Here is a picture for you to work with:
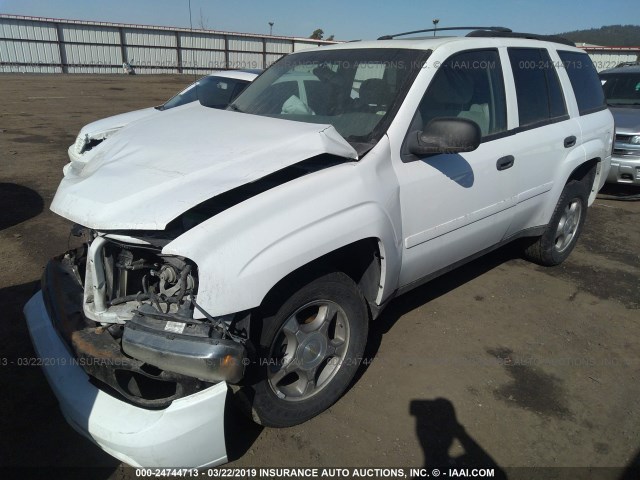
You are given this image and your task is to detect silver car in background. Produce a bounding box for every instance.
[600,64,640,185]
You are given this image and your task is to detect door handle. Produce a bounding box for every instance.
[496,155,515,171]
[564,136,577,148]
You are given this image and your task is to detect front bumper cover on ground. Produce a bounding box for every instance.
[24,254,232,467]
[24,291,229,468]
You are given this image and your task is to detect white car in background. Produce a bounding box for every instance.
[68,69,260,165]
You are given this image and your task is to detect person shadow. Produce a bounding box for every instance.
[410,398,507,480]
[620,448,640,480]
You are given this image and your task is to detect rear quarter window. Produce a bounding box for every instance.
[557,51,606,115]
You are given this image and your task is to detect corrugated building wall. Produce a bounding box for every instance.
[0,14,334,74]
[2,15,639,75]
[582,46,640,71]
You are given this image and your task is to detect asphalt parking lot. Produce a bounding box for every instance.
[0,74,639,479]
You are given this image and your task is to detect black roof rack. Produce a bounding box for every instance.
[377,26,511,40]
[377,26,575,47]
[465,29,575,47]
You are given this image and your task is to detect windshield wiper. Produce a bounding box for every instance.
[227,103,243,113]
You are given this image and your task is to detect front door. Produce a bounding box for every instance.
[392,49,518,287]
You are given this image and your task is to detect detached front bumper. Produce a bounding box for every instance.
[24,286,230,467]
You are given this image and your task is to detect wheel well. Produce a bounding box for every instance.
[259,238,382,319]
[567,158,599,188]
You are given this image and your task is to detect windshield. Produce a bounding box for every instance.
[229,48,429,147]
[600,72,640,106]
[162,75,250,110]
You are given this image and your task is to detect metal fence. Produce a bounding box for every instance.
[0,14,335,74]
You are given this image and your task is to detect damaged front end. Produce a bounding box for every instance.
[45,228,248,409]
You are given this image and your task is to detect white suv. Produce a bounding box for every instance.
[25,28,613,468]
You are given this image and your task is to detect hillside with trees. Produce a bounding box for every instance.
[557,25,640,46]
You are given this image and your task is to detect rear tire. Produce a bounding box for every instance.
[237,272,368,427]
[524,180,588,266]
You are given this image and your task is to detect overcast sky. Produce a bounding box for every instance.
[0,0,638,40]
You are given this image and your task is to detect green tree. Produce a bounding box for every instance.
[326,34,335,41]
[310,29,324,40]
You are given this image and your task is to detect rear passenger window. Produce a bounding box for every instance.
[411,49,507,139]
[508,48,568,127]
[557,51,606,115]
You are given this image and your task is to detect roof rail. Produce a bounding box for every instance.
[377,26,511,40]
[376,27,575,47]
[465,29,575,47]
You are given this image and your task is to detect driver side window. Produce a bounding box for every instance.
[410,49,507,139]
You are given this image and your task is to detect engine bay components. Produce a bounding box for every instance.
[53,231,248,404]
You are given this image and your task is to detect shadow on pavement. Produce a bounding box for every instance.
[224,391,264,462]
[0,183,44,231]
[0,280,119,475]
[410,398,507,479]
[620,448,640,480]
[598,183,640,201]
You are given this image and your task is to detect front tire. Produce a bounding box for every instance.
[524,180,588,266]
[238,272,368,427]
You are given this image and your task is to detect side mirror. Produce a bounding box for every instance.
[407,117,481,156]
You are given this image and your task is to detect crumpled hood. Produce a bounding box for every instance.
[52,104,358,230]
[610,107,640,134]
[79,107,159,138]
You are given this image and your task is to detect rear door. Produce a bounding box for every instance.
[556,50,611,193]
[503,47,583,235]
